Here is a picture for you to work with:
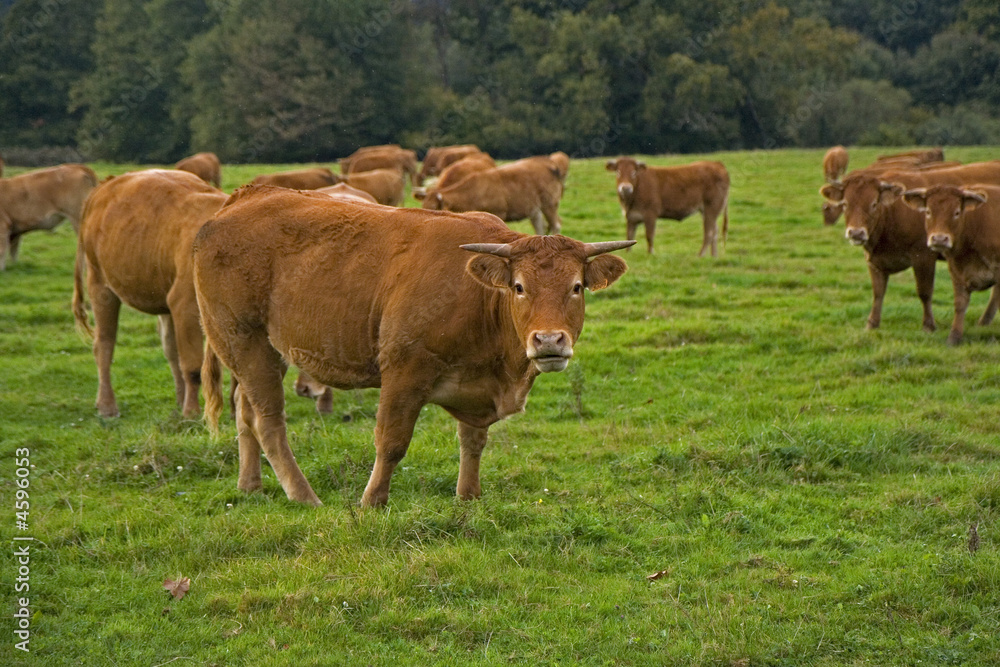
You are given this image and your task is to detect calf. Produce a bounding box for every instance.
[421,157,565,235]
[194,186,633,506]
[175,152,222,188]
[0,163,98,270]
[606,157,729,256]
[902,184,1000,345]
[250,167,338,190]
[73,169,228,417]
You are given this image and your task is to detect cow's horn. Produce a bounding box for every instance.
[584,240,637,257]
[461,243,512,257]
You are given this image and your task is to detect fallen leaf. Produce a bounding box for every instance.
[163,576,191,600]
[646,569,672,581]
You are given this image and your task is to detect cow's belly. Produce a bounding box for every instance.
[956,259,998,293]
[429,371,531,427]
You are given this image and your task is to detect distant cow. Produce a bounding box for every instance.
[412,153,496,199]
[0,163,98,270]
[875,148,944,165]
[72,170,228,417]
[250,167,338,190]
[820,161,1000,331]
[420,157,565,234]
[417,145,483,186]
[341,147,418,185]
[607,157,730,256]
[338,145,402,173]
[823,146,849,183]
[194,186,633,506]
[902,184,1000,344]
[342,168,405,206]
[175,152,222,188]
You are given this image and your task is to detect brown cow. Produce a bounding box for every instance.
[0,163,98,270]
[194,186,633,506]
[72,169,228,417]
[820,161,1000,331]
[420,157,565,234]
[875,148,944,165]
[417,145,482,186]
[823,145,849,183]
[342,147,418,185]
[316,182,378,204]
[412,153,496,199]
[175,152,222,188]
[250,167,338,190]
[338,144,402,173]
[342,168,405,206]
[902,184,1000,345]
[606,157,730,256]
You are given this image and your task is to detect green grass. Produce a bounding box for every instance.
[3,148,1000,665]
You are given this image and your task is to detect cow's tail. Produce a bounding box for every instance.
[71,233,92,339]
[202,340,224,437]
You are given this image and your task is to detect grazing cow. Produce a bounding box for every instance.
[0,163,98,270]
[606,157,730,257]
[412,153,495,199]
[194,186,633,506]
[902,184,1000,345]
[417,145,482,186]
[820,162,1000,331]
[250,167,338,190]
[317,182,378,204]
[338,144,402,173]
[341,147,418,185]
[875,148,944,165]
[823,145,849,183]
[72,170,228,417]
[342,168,405,206]
[420,157,565,234]
[175,152,222,188]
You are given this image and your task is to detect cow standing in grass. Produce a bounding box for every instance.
[0,163,98,270]
[902,184,1000,344]
[73,170,229,417]
[194,185,633,506]
[822,146,849,183]
[606,157,730,257]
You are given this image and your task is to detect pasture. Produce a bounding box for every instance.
[2,148,999,665]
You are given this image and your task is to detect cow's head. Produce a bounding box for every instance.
[822,200,845,226]
[902,185,987,253]
[821,176,902,246]
[420,190,444,210]
[462,236,635,373]
[606,157,645,203]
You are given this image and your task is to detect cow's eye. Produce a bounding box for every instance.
[514,283,525,294]
[572,283,582,295]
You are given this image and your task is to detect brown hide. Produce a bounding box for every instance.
[901,184,1000,344]
[338,144,402,173]
[822,145,849,183]
[421,157,565,234]
[250,167,338,190]
[316,182,378,204]
[175,152,222,188]
[417,145,482,185]
[606,157,730,257]
[73,169,228,418]
[193,186,633,506]
[342,148,418,184]
[0,163,98,270]
[819,162,1000,331]
[343,168,405,206]
[875,148,944,165]
[413,154,496,197]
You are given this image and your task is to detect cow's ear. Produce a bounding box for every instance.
[635,162,647,172]
[605,160,618,171]
[585,254,628,291]
[820,183,844,203]
[878,182,904,206]
[412,188,426,200]
[902,189,928,211]
[465,255,511,290]
[962,189,987,211]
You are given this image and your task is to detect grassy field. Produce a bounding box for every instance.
[2,148,1000,666]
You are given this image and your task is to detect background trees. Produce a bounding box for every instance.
[1,0,998,163]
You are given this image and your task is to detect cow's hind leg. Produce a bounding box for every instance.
[167,286,204,418]
[87,272,122,417]
[699,210,719,258]
[8,234,22,265]
[233,384,263,493]
[361,381,426,507]
[541,202,562,235]
[233,340,321,505]
[0,215,11,270]
[456,422,488,500]
[528,210,546,235]
[978,284,1000,326]
[157,315,186,410]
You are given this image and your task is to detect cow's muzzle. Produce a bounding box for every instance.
[845,227,868,246]
[527,331,573,373]
[928,233,953,252]
[617,184,633,200]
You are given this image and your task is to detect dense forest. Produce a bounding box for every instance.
[1,0,998,163]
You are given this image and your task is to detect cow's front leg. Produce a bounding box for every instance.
[456,422,488,500]
[913,255,937,333]
[8,234,21,265]
[643,215,657,254]
[362,384,425,507]
[0,214,11,270]
[866,262,889,330]
[948,273,971,346]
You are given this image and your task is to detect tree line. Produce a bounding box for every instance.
[1,0,998,164]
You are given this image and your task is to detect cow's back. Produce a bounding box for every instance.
[1,164,98,229]
[645,161,728,218]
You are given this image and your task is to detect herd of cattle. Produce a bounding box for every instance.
[1,141,997,505]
